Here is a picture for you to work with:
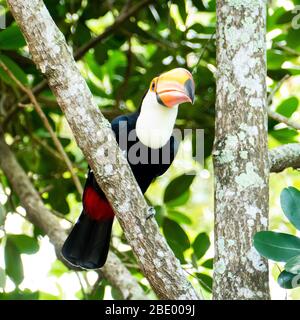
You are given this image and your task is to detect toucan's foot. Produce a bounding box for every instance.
[146,206,156,220]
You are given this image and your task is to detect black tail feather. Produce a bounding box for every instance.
[62,211,113,269]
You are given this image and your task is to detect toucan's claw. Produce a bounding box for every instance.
[146,206,156,220]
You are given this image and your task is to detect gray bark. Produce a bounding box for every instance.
[6,0,200,299]
[0,135,147,300]
[213,0,270,299]
[269,143,300,173]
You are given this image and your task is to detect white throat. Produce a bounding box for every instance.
[136,91,178,149]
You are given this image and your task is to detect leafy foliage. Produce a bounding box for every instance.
[254,186,300,290]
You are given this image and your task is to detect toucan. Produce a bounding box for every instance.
[62,68,195,269]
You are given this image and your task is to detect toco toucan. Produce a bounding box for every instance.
[62,68,195,269]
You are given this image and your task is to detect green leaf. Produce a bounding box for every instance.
[0,267,6,289]
[0,54,28,85]
[48,260,69,277]
[39,292,60,300]
[94,43,109,65]
[165,190,190,207]
[270,128,298,144]
[276,10,295,24]
[191,0,206,11]
[0,289,38,300]
[7,234,39,254]
[207,0,216,11]
[164,173,195,204]
[278,270,300,289]
[276,97,298,118]
[167,209,192,225]
[287,28,300,51]
[267,50,286,70]
[153,205,165,227]
[201,258,213,269]
[285,255,300,274]
[191,253,199,269]
[174,0,187,22]
[73,22,91,47]
[193,232,210,260]
[196,273,212,293]
[163,218,190,263]
[5,238,24,285]
[254,231,300,262]
[0,203,5,227]
[280,187,300,231]
[0,24,26,49]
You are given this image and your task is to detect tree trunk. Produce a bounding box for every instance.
[6,0,201,299]
[213,0,270,300]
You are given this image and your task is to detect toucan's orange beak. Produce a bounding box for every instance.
[155,68,195,108]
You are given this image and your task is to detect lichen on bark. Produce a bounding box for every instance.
[213,0,270,300]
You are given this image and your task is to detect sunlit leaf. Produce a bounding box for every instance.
[276,97,298,118]
[48,260,69,277]
[39,292,60,300]
[268,51,286,70]
[270,128,298,144]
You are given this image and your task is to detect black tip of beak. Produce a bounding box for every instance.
[184,78,195,104]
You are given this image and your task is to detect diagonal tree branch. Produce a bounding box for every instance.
[269,143,300,173]
[0,134,147,300]
[267,109,300,131]
[7,0,201,300]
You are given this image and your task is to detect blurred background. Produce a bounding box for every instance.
[0,0,300,299]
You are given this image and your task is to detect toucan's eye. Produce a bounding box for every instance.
[151,81,155,91]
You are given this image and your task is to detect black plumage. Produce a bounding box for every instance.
[62,109,178,269]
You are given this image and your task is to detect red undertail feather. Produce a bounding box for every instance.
[83,186,114,220]
[61,185,114,269]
